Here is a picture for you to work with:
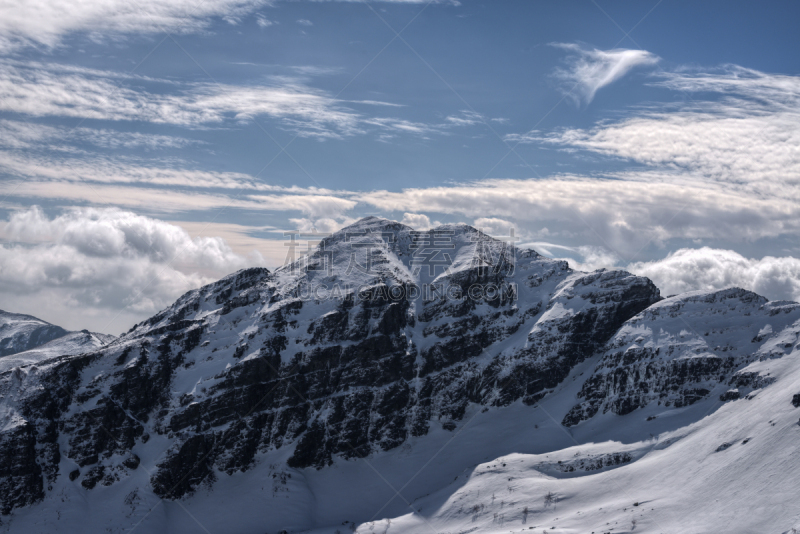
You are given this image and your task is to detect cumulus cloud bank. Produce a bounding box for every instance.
[551,43,659,105]
[628,247,800,303]
[359,176,800,256]
[0,207,264,333]
[524,242,800,303]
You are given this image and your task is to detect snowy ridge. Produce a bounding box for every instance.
[563,287,800,426]
[0,310,69,358]
[0,331,115,374]
[0,310,115,373]
[0,218,798,533]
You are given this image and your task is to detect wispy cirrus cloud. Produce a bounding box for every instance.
[0,60,367,138]
[3,177,357,219]
[474,65,800,256]
[0,0,271,50]
[0,0,457,51]
[551,43,659,105]
[0,119,198,151]
[533,66,800,200]
[0,130,358,219]
[0,61,482,140]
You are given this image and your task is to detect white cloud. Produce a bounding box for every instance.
[296,19,313,26]
[173,220,286,266]
[551,43,659,105]
[400,212,433,229]
[362,117,442,137]
[472,217,516,237]
[0,123,360,221]
[287,216,357,234]
[0,0,271,50]
[256,15,275,27]
[653,65,800,105]
[524,242,620,272]
[0,151,264,190]
[0,60,366,138]
[540,71,800,200]
[0,206,265,333]
[506,66,800,262]
[525,242,800,302]
[4,177,358,220]
[0,119,197,151]
[486,65,800,253]
[0,61,462,140]
[628,247,800,302]
[445,111,484,126]
[0,0,459,50]
[358,175,800,256]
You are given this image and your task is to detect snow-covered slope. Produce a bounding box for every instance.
[0,310,69,358]
[359,343,800,534]
[0,330,116,373]
[0,217,797,533]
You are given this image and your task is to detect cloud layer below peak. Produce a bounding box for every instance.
[628,247,800,303]
[0,206,263,333]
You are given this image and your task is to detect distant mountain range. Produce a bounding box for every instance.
[0,217,798,533]
[0,310,114,372]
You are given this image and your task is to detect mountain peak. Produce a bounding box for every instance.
[336,216,411,235]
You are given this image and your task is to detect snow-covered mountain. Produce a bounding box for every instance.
[0,330,116,374]
[0,310,70,358]
[0,311,115,373]
[0,217,798,533]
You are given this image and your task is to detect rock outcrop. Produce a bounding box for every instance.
[562,288,800,426]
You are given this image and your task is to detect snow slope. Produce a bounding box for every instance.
[0,330,116,373]
[359,345,800,534]
[0,310,69,358]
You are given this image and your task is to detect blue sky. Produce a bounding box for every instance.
[2,0,800,333]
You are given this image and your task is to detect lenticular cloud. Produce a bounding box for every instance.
[552,43,659,104]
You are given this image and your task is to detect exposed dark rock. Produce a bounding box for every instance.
[122,454,140,470]
[563,289,800,426]
[0,422,43,515]
[720,389,740,402]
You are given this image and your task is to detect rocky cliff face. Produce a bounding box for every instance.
[562,288,800,426]
[3,216,792,524]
